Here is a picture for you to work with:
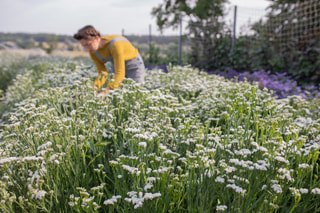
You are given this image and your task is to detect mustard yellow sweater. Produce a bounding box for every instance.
[90,35,139,90]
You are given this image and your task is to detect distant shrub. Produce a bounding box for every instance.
[0,51,27,94]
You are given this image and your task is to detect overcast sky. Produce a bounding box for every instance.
[0,0,271,36]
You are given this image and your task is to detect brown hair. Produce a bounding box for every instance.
[73,25,101,40]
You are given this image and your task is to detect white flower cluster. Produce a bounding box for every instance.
[103,195,121,205]
[216,205,228,211]
[124,191,161,209]
[122,164,141,176]
[311,188,320,195]
[226,183,246,195]
[271,184,283,194]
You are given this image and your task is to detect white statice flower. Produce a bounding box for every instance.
[253,163,268,171]
[138,142,147,149]
[103,195,121,206]
[225,166,237,174]
[37,150,48,156]
[258,146,268,153]
[234,149,252,157]
[2,175,9,181]
[147,177,156,183]
[109,160,118,165]
[159,143,167,150]
[37,141,52,151]
[146,168,152,174]
[127,191,137,197]
[216,205,228,211]
[34,190,47,200]
[80,191,90,197]
[262,185,267,190]
[269,202,279,209]
[226,184,246,195]
[289,187,301,197]
[31,170,40,184]
[230,158,253,169]
[275,156,289,165]
[143,192,161,200]
[76,187,87,192]
[311,188,320,195]
[22,156,44,162]
[277,168,293,182]
[162,149,180,157]
[83,196,95,203]
[134,201,143,209]
[153,167,172,174]
[250,141,259,147]
[233,175,249,184]
[133,132,158,142]
[299,188,309,194]
[271,184,283,194]
[227,179,235,184]
[91,183,106,191]
[122,165,141,176]
[178,157,187,163]
[125,127,141,134]
[78,135,86,141]
[144,183,153,191]
[298,163,312,169]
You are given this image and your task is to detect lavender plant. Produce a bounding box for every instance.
[219,69,320,99]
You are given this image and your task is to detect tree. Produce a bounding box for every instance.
[151,0,229,69]
[43,34,58,54]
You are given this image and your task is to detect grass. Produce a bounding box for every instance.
[0,58,320,212]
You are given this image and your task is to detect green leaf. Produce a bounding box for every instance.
[94,141,112,147]
[87,140,96,153]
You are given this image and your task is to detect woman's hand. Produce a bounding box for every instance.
[97,86,110,98]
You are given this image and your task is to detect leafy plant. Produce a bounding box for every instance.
[1,58,320,212]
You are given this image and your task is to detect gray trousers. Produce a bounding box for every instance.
[110,54,145,83]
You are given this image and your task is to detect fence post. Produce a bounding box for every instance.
[178,16,182,65]
[149,24,152,49]
[232,5,237,49]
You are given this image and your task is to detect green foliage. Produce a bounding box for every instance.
[151,0,227,31]
[43,35,58,54]
[141,41,191,67]
[0,59,320,212]
[0,57,93,121]
[151,0,228,70]
[146,42,162,65]
[0,54,25,93]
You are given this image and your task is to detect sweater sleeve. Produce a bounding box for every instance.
[90,53,109,90]
[107,43,126,90]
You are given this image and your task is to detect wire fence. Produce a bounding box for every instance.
[126,0,319,68]
[242,0,320,49]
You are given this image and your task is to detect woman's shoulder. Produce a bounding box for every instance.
[102,35,125,41]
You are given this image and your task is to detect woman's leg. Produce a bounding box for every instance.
[125,54,145,83]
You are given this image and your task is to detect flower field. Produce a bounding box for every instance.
[1,58,320,212]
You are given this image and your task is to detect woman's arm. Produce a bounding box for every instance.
[107,44,126,89]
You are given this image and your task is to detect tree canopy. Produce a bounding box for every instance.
[151,0,228,32]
